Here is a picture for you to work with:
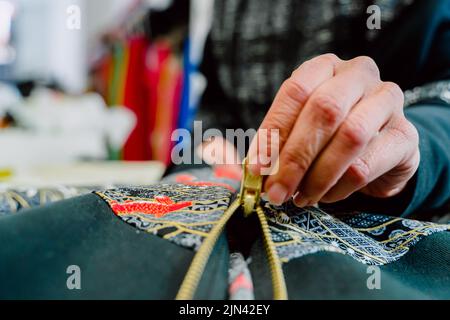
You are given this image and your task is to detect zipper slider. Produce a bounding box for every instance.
[177,158,287,300]
[239,158,263,217]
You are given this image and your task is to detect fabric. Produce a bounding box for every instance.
[0,167,449,299]
[265,202,449,265]
[0,187,93,216]
[148,42,184,165]
[93,34,185,163]
[96,184,234,251]
[95,182,449,267]
[92,167,450,300]
[250,232,450,299]
[122,36,152,160]
[0,193,229,300]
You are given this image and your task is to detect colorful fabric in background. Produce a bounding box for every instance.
[148,42,183,165]
[94,36,186,165]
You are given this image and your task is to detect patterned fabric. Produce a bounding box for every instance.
[0,187,93,216]
[96,184,234,251]
[96,168,450,266]
[264,201,450,265]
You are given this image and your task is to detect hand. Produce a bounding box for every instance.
[249,54,420,207]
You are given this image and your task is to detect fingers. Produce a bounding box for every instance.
[293,82,404,206]
[248,54,341,174]
[265,56,381,205]
[320,116,419,203]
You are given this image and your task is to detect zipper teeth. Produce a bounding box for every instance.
[255,205,288,300]
[176,198,241,300]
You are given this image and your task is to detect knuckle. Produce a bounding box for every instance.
[311,93,344,126]
[353,56,379,77]
[404,121,420,146]
[411,149,421,170]
[405,121,419,142]
[382,82,404,107]
[340,118,371,148]
[315,53,340,66]
[390,118,419,145]
[347,159,371,186]
[265,107,291,129]
[281,78,310,105]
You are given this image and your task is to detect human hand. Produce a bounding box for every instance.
[249,54,420,207]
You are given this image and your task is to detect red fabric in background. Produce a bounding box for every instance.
[148,42,183,165]
[122,36,151,160]
[145,42,171,163]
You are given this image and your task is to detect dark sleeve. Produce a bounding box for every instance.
[401,103,450,216]
[376,0,450,217]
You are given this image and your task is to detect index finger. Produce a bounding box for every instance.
[248,54,341,174]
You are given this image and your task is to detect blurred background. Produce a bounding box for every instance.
[0,0,210,194]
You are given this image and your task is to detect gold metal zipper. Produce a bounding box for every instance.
[176,159,288,300]
[176,198,241,300]
[255,204,288,300]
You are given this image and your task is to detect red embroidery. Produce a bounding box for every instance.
[110,195,192,218]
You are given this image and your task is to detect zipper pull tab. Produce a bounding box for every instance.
[239,158,263,217]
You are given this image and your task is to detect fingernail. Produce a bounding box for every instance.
[293,194,308,208]
[267,183,289,206]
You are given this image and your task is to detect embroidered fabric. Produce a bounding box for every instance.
[0,187,93,216]
[96,184,234,251]
[95,168,450,266]
[265,202,449,265]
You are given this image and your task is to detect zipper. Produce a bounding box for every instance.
[176,160,288,300]
[176,197,241,300]
[255,204,288,300]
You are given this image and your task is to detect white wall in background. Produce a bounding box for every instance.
[13,0,86,93]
